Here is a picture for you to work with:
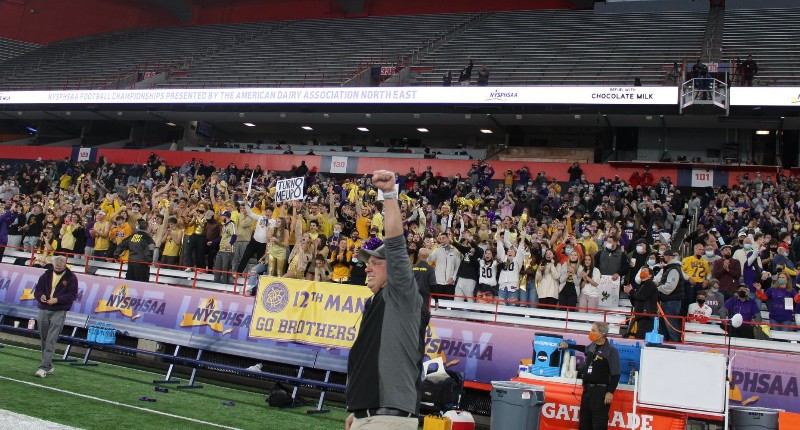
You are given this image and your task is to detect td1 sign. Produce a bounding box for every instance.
[692,169,714,187]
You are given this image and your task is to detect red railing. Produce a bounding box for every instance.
[3,242,796,346]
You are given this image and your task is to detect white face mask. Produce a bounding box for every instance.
[647,259,656,266]
[705,251,714,257]
[636,245,645,253]
[605,242,614,250]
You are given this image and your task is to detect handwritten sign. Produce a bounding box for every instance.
[275,177,305,203]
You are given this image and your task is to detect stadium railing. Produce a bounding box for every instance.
[3,243,796,347]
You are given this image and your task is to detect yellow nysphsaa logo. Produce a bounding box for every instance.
[94,284,166,320]
[180,297,251,335]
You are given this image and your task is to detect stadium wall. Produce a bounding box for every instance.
[0,145,782,187]
[0,0,176,45]
[0,0,578,44]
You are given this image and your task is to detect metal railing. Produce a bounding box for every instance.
[680,77,729,113]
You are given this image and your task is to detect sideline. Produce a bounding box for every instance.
[0,408,82,430]
[0,375,242,430]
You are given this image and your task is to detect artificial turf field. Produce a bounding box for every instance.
[0,342,351,430]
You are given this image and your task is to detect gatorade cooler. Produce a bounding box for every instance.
[531,333,564,377]
[423,415,451,430]
[443,410,475,430]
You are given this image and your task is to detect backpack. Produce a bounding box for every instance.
[267,382,295,408]
[422,370,464,407]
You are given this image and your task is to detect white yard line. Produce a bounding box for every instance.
[0,408,83,430]
[0,376,242,430]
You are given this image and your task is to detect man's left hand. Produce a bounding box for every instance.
[46,298,58,305]
[604,392,613,405]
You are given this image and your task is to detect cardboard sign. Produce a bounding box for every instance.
[275,177,305,202]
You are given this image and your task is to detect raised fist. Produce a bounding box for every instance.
[371,170,396,193]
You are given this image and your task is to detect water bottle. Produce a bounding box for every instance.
[88,325,97,342]
[99,323,108,344]
[109,323,116,345]
[628,363,637,386]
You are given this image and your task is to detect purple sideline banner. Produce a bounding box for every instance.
[0,264,345,356]
[425,318,800,413]
[2,264,799,412]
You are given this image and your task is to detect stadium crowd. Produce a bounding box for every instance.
[1,154,800,339]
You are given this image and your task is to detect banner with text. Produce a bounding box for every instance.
[691,169,714,187]
[274,177,305,203]
[0,86,678,106]
[249,277,373,348]
[2,264,800,412]
[0,264,341,356]
[513,375,687,430]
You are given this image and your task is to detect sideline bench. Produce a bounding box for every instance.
[0,303,346,412]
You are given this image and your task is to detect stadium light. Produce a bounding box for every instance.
[417,128,429,133]
[243,123,256,127]
[301,126,313,131]
[756,130,770,135]
[357,127,369,132]
[166,122,176,126]
[480,129,493,134]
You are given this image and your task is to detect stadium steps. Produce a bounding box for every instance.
[702,3,726,63]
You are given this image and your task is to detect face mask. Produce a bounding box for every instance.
[588,332,600,343]
[778,278,787,286]
[738,291,748,299]
[658,250,665,255]
[743,244,753,251]
[636,245,645,253]
[53,268,65,275]
[710,287,719,293]
[352,257,359,263]
[605,242,614,250]
[565,247,573,255]
[697,299,706,306]
[627,222,634,228]
[647,259,656,266]
[705,251,714,257]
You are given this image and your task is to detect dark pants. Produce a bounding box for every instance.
[126,262,150,282]
[580,384,610,430]
[206,242,219,270]
[235,239,266,274]
[161,255,179,266]
[187,234,207,269]
[539,297,558,307]
[728,324,755,339]
[431,284,447,305]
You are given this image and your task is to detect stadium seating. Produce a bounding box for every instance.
[0,37,40,64]
[0,24,272,90]
[722,7,800,85]
[410,10,708,86]
[159,13,475,89]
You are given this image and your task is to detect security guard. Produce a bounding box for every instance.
[114,219,155,282]
[559,322,621,430]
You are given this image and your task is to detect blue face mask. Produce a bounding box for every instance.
[778,278,788,286]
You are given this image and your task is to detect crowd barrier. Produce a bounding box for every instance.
[3,243,799,348]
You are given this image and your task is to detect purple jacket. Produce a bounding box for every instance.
[0,210,17,244]
[32,268,79,312]
[724,296,761,323]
